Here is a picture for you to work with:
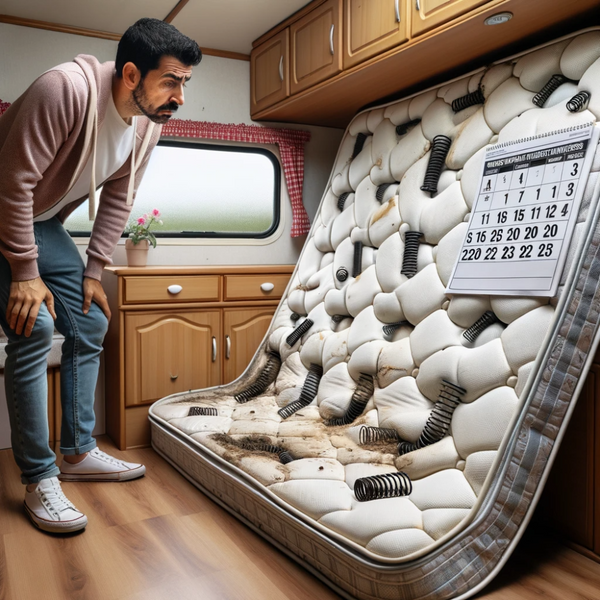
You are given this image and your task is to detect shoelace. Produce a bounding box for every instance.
[90,448,124,467]
[39,481,76,517]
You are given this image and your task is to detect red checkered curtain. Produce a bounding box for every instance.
[162,120,312,237]
[0,102,313,237]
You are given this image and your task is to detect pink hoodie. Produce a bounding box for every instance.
[0,54,161,281]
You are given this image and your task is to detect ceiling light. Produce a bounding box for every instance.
[484,12,513,26]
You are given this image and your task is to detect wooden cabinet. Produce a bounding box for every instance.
[102,266,293,449]
[410,0,490,36]
[223,307,277,384]
[124,310,221,406]
[250,0,599,127]
[344,0,408,69]
[290,0,342,94]
[251,29,290,114]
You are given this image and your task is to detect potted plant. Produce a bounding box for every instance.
[124,209,162,267]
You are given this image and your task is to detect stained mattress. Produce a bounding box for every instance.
[150,29,600,600]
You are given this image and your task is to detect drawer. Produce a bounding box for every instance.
[224,274,291,301]
[123,276,220,304]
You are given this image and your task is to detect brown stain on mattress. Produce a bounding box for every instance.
[361,440,399,454]
[372,196,397,225]
[210,433,287,462]
[378,365,408,379]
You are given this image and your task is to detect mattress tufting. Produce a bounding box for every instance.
[150,29,600,600]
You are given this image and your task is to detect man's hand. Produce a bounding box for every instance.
[7,277,56,337]
[82,277,111,322]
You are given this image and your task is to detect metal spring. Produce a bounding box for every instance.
[451,88,485,113]
[278,363,323,419]
[376,182,396,203]
[398,380,466,455]
[567,91,591,113]
[353,242,363,277]
[463,311,499,343]
[396,119,421,136]
[278,451,294,464]
[532,74,567,108]
[326,374,374,426]
[336,267,349,282]
[401,231,422,278]
[290,312,300,322]
[382,321,408,336]
[421,135,452,195]
[359,426,399,445]
[187,406,218,417]
[285,319,314,347]
[239,441,294,465]
[337,191,350,211]
[354,472,413,502]
[234,351,282,403]
[352,132,368,159]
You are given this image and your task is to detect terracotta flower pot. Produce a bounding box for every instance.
[125,239,149,267]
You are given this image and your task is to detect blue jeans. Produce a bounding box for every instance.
[0,218,107,484]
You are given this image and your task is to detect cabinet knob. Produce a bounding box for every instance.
[168,284,183,294]
[170,374,178,381]
[260,282,275,292]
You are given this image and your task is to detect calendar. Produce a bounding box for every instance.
[446,122,600,296]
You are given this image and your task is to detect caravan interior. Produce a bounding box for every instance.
[2,1,600,599]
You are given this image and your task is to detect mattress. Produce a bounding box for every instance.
[150,28,600,600]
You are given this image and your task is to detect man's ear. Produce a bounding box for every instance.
[121,62,141,91]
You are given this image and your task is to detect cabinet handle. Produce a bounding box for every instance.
[167,284,182,294]
[260,282,275,292]
[416,0,421,11]
[278,55,284,81]
[226,335,231,359]
[329,24,335,55]
[212,337,217,362]
[395,0,401,22]
[170,374,178,381]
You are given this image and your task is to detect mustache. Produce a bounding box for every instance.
[157,101,180,112]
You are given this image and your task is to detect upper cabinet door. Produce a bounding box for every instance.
[411,0,491,36]
[290,0,342,95]
[251,29,289,114]
[344,0,408,69]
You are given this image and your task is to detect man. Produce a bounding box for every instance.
[0,18,201,533]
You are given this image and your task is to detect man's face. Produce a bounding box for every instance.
[131,56,193,124]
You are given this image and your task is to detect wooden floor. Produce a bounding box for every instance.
[0,437,599,600]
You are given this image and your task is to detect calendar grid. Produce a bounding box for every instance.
[446,123,599,296]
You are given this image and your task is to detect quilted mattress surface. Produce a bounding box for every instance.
[150,29,600,600]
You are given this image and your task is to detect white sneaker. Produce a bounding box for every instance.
[58,448,146,482]
[24,477,88,533]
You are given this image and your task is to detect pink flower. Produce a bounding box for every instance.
[152,208,161,217]
[137,217,146,225]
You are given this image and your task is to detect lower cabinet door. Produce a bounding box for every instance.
[125,310,221,406]
[223,307,276,384]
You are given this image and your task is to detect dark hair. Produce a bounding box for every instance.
[116,18,202,79]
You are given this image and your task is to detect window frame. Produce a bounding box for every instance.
[66,140,282,240]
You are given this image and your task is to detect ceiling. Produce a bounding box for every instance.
[0,0,310,55]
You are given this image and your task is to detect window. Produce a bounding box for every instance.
[65,141,281,238]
